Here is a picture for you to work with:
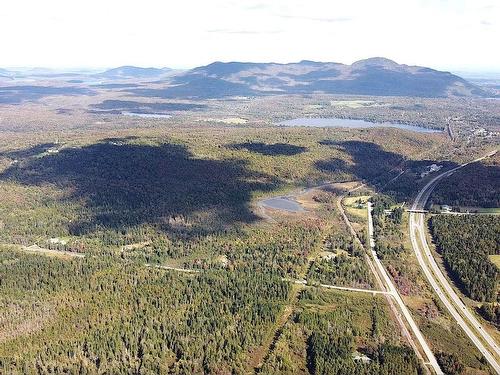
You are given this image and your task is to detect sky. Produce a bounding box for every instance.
[1,0,499,72]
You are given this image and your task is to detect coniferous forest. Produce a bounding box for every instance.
[0,108,497,374]
[430,215,499,302]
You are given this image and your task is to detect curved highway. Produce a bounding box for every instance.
[409,151,500,374]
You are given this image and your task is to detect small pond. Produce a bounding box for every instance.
[260,197,304,212]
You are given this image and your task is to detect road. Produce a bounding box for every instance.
[291,278,392,295]
[8,244,200,274]
[20,244,85,258]
[409,151,500,374]
[367,202,443,375]
[144,263,200,273]
[335,185,437,372]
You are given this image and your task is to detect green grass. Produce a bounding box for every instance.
[343,195,369,221]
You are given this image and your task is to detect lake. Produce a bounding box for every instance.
[260,197,304,212]
[278,117,441,133]
[122,112,172,119]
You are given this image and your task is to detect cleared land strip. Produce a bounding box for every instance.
[17,244,84,258]
[144,263,200,273]
[409,152,500,374]
[337,186,433,374]
[2,244,200,273]
[367,202,443,375]
[290,278,392,295]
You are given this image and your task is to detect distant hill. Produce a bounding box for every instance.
[0,59,491,98]
[96,66,171,80]
[155,58,487,98]
[0,67,102,80]
[0,68,13,79]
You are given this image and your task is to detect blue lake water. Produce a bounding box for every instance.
[261,197,304,212]
[278,118,442,133]
[122,112,172,119]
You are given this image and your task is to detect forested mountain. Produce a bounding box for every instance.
[141,57,487,99]
[95,66,172,80]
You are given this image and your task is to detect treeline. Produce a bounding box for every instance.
[435,352,465,375]
[479,303,500,326]
[430,215,499,302]
[0,249,290,374]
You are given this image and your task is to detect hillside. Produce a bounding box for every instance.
[0,68,13,79]
[155,57,487,98]
[95,65,171,79]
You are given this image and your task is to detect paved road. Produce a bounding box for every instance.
[336,186,434,372]
[368,202,443,375]
[409,151,500,374]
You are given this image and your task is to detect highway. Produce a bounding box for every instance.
[367,202,443,375]
[409,151,500,374]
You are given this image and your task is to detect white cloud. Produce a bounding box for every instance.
[0,0,498,71]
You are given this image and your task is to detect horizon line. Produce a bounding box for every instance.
[2,59,500,75]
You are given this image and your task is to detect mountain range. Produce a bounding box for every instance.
[162,57,487,98]
[0,58,491,98]
[94,66,172,79]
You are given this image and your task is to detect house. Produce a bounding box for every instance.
[420,164,442,178]
[441,205,452,213]
[352,352,372,364]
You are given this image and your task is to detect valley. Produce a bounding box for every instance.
[0,58,498,375]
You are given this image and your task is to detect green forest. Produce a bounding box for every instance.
[430,156,500,208]
[430,215,499,302]
[0,249,291,374]
[307,233,374,289]
[0,126,495,374]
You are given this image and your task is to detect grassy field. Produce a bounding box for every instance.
[343,195,370,221]
[489,255,500,269]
